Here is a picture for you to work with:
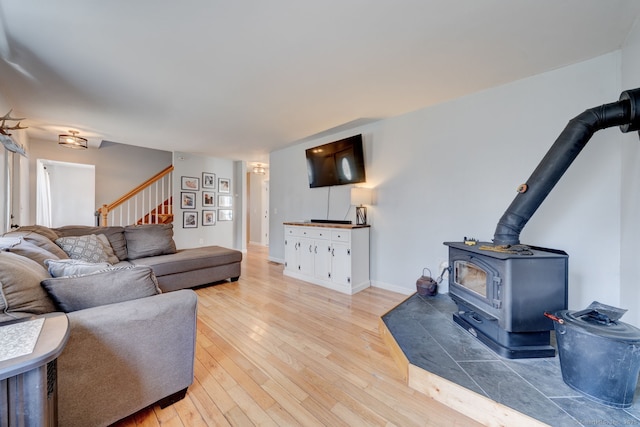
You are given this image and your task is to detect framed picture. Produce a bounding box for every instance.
[202,210,216,226]
[181,176,200,191]
[181,192,196,209]
[183,211,198,228]
[218,209,233,221]
[218,177,231,193]
[202,172,216,189]
[202,191,216,207]
[218,195,232,208]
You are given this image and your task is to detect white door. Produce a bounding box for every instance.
[37,159,95,227]
[261,180,269,246]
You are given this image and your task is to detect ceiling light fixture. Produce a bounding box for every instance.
[253,164,266,175]
[58,130,88,149]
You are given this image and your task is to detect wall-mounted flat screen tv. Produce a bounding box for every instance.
[305,134,366,188]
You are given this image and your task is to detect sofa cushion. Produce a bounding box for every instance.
[41,266,161,312]
[6,240,64,268]
[55,234,114,263]
[54,226,128,261]
[131,246,242,277]
[5,229,69,259]
[11,225,59,242]
[124,224,177,260]
[0,252,56,323]
[45,259,112,278]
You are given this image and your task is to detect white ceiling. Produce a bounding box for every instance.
[1,1,639,164]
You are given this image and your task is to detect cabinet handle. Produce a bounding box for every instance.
[331,248,335,256]
[347,249,351,256]
[309,245,313,253]
[314,246,317,254]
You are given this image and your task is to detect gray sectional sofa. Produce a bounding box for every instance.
[0,223,242,426]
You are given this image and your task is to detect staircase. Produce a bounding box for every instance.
[98,165,174,227]
[137,197,173,225]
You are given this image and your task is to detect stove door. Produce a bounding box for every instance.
[449,254,502,320]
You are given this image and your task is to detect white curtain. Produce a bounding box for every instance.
[36,161,52,227]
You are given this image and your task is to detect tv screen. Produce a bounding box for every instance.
[305,134,366,188]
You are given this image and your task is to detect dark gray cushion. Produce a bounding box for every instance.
[124,224,177,260]
[41,266,161,312]
[55,234,113,263]
[45,259,112,278]
[0,252,56,323]
[54,226,128,261]
[7,240,64,268]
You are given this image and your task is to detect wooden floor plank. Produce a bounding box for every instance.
[112,244,482,427]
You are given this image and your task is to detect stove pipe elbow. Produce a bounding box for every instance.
[492,88,640,246]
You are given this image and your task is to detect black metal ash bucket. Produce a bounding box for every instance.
[548,302,640,408]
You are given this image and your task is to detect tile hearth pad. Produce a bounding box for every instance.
[381,294,640,427]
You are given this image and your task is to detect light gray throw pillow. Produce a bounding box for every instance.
[45,259,112,278]
[41,266,161,312]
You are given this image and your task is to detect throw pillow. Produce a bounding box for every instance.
[54,226,128,261]
[45,259,112,278]
[11,225,59,242]
[124,224,177,260]
[0,252,56,323]
[0,236,21,250]
[97,234,120,264]
[5,230,70,259]
[41,266,161,312]
[7,240,63,268]
[55,234,112,263]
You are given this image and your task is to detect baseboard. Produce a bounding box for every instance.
[370,280,414,295]
[268,256,284,264]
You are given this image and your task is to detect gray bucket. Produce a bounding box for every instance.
[550,302,640,408]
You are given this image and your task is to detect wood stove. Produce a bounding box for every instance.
[445,241,568,358]
[444,87,640,359]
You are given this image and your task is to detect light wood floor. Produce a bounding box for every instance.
[113,245,481,426]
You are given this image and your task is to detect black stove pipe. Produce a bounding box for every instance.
[493,88,640,246]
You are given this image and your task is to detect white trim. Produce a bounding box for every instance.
[370,280,414,295]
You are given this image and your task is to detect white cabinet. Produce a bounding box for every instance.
[283,223,370,294]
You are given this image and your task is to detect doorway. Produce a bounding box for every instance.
[36,159,96,227]
[261,180,269,246]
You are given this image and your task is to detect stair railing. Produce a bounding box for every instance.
[97,165,174,227]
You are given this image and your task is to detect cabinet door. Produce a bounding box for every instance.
[314,241,331,281]
[298,237,315,276]
[284,236,298,272]
[330,242,351,286]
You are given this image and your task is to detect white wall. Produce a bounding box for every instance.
[172,151,239,250]
[270,52,631,322]
[620,18,640,328]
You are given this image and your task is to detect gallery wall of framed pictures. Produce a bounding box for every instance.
[180,172,233,228]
